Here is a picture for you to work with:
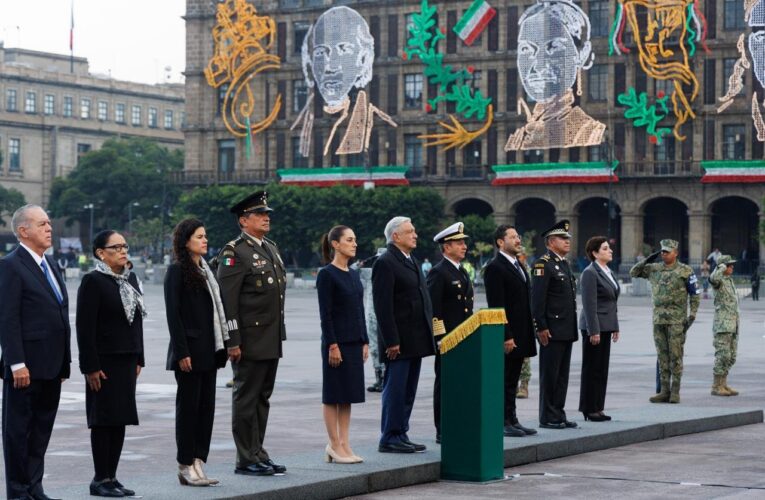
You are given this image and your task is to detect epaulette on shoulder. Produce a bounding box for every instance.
[263,237,278,247]
[539,254,551,262]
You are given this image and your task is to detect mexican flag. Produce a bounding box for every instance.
[454,0,496,46]
[277,166,409,187]
[701,160,765,183]
[491,162,618,185]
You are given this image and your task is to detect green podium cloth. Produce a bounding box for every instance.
[439,308,506,482]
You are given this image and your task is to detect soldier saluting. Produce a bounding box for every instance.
[709,255,740,397]
[217,191,288,476]
[630,239,700,404]
[531,220,578,429]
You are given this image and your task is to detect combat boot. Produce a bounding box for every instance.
[722,375,739,396]
[669,380,681,403]
[711,375,730,396]
[649,379,670,403]
[367,369,383,393]
[516,380,529,399]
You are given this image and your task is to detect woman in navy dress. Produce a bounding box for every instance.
[317,225,369,464]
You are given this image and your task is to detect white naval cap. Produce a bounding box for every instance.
[433,222,469,243]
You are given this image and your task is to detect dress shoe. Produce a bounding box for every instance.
[378,441,416,453]
[435,434,441,444]
[503,424,526,437]
[564,420,578,428]
[583,413,608,422]
[193,458,219,485]
[263,458,286,473]
[235,462,275,476]
[400,438,426,452]
[325,444,357,464]
[90,480,125,497]
[512,422,538,435]
[179,464,211,485]
[539,421,566,429]
[111,480,135,496]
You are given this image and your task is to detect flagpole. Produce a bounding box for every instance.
[69,0,74,73]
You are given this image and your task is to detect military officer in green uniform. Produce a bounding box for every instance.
[709,255,740,397]
[531,220,578,429]
[630,239,700,404]
[217,191,288,476]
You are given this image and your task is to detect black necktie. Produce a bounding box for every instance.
[513,260,526,281]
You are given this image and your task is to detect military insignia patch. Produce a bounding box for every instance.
[222,257,236,266]
[534,268,544,276]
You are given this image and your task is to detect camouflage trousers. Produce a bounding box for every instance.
[520,357,531,383]
[654,323,686,386]
[713,330,738,376]
[367,324,385,373]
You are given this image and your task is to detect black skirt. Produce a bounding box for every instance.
[321,341,366,405]
[86,353,140,428]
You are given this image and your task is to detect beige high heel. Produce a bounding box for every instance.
[178,463,210,486]
[193,458,219,485]
[325,444,356,464]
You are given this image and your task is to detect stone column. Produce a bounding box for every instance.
[687,211,711,268]
[759,212,765,270]
[620,213,643,270]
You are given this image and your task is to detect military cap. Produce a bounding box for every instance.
[433,222,469,244]
[230,190,273,216]
[718,255,737,266]
[660,239,678,252]
[542,219,572,239]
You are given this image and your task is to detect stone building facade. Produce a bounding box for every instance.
[0,45,185,213]
[183,0,765,270]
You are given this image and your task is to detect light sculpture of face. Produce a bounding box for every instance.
[750,31,765,89]
[517,1,591,103]
[310,6,374,107]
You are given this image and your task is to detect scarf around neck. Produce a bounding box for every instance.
[95,260,147,325]
[200,258,229,351]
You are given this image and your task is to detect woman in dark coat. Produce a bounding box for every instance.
[76,230,145,497]
[165,218,228,486]
[317,225,369,464]
[578,236,620,422]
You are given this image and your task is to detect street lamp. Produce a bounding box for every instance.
[83,203,94,246]
[128,202,140,235]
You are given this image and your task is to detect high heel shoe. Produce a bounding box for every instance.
[193,458,219,485]
[325,444,357,464]
[178,463,210,486]
[598,412,612,421]
[583,412,608,422]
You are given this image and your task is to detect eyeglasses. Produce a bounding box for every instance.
[103,244,129,252]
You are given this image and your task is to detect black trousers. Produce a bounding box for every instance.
[579,332,612,414]
[91,426,126,481]
[2,377,61,499]
[538,341,573,424]
[753,286,759,301]
[232,359,279,467]
[433,349,441,436]
[175,370,217,465]
[505,356,524,425]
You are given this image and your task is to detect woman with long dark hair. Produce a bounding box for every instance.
[578,236,620,422]
[165,218,229,486]
[316,225,369,464]
[76,230,145,497]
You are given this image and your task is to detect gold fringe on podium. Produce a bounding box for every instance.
[439,308,507,355]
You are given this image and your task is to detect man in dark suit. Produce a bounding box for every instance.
[217,191,288,476]
[531,220,578,429]
[373,216,436,453]
[0,205,71,500]
[484,225,538,437]
[426,222,473,444]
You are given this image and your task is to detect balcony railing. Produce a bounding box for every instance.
[616,161,703,178]
[169,169,277,186]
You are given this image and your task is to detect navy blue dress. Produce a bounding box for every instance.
[317,264,369,404]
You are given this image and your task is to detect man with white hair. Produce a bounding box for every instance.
[372,217,435,453]
[0,205,71,500]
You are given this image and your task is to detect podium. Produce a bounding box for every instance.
[439,308,507,482]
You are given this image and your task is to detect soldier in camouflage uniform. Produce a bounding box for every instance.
[359,249,386,392]
[709,255,740,396]
[630,239,700,404]
[517,246,531,399]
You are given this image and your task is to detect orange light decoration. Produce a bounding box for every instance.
[204,0,282,138]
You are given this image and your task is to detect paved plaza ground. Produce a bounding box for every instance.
[1,281,764,499]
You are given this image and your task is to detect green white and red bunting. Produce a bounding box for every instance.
[701,161,765,183]
[492,162,618,185]
[277,166,409,187]
[453,0,496,47]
